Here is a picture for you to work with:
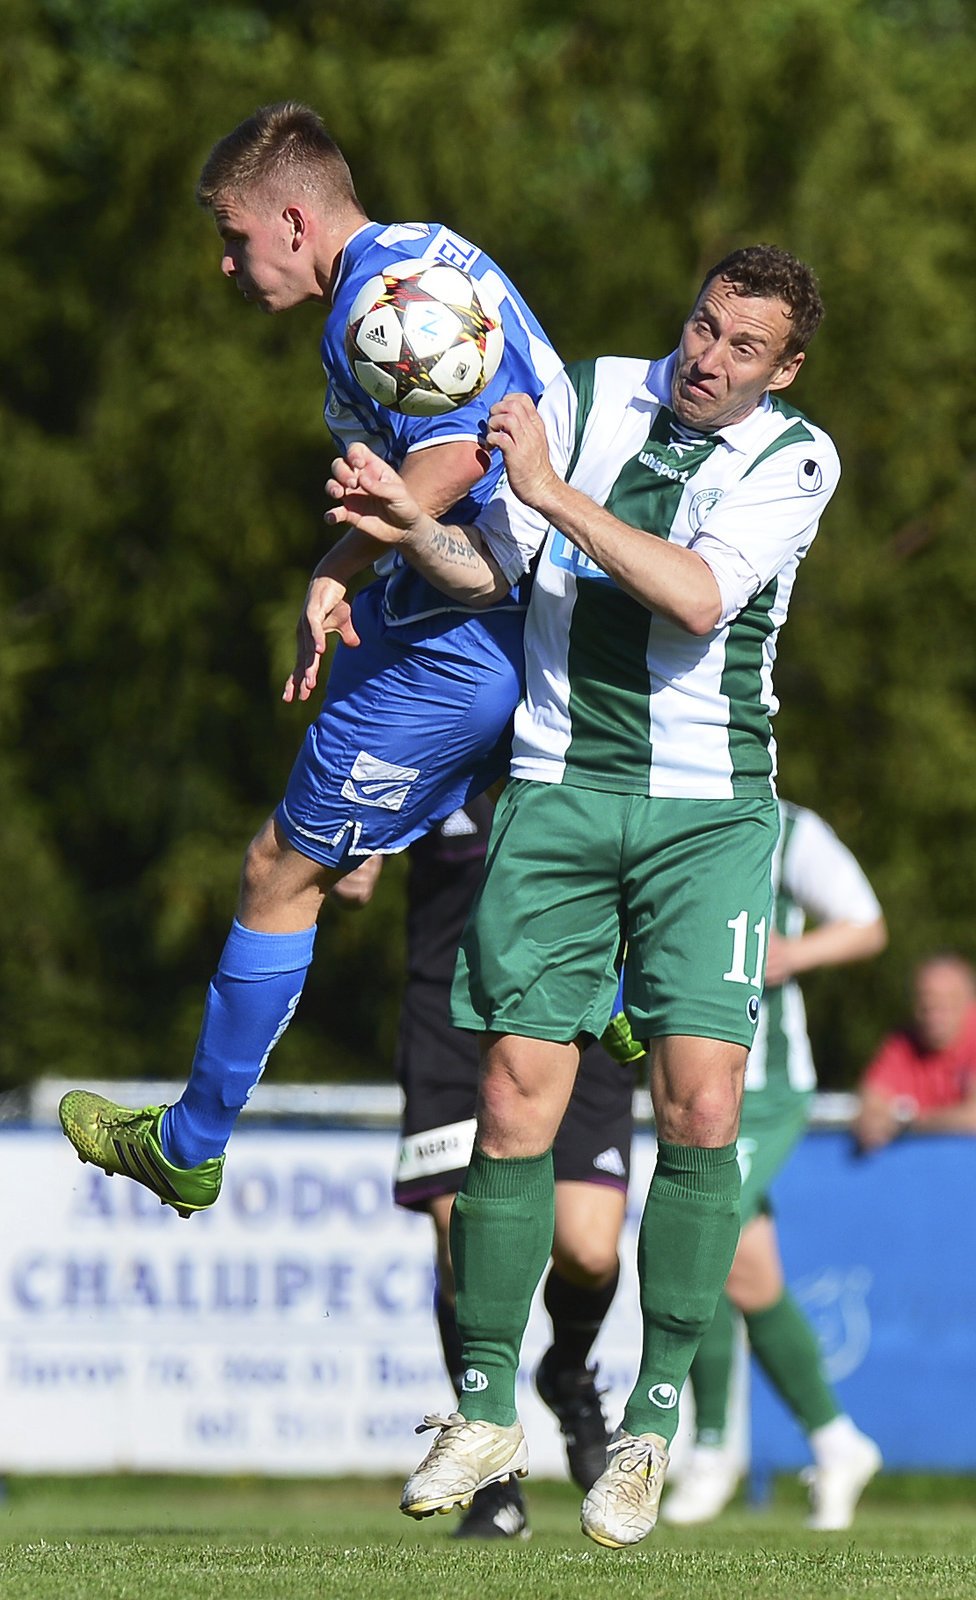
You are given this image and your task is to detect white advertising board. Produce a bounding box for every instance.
[0,1127,722,1477]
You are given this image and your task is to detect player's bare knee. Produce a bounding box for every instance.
[240,823,282,901]
[477,1080,541,1155]
[477,1036,577,1156]
[655,1084,740,1147]
[477,1070,557,1157]
[551,1240,618,1288]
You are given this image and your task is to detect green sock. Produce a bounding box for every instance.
[622,1140,740,1445]
[745,1290,840,1434]
[689,1292,737,1445]
[451,1146,555,1426]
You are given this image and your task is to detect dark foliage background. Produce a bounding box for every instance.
[3,0,975,1089]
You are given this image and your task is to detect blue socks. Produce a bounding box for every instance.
[161,919,316,1168]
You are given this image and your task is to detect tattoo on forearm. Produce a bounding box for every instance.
[422,524,480,568]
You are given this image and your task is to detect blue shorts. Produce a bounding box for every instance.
[276,580,525,866]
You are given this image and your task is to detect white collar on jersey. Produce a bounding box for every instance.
[330,220,377,299]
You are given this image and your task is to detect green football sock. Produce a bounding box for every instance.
[745,1290,840,1434]
[689,1292,737,1445]
[451,1145,555,1426]
[622,1140,741,1445]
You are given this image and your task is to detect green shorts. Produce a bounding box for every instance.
[736,1090,812,1225]
[451,780,779,1048]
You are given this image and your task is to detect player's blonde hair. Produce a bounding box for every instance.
[196,101,363,213]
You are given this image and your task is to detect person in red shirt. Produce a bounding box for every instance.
[854,952,976,1150]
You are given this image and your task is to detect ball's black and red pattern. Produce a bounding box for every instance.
[345,259,505,417]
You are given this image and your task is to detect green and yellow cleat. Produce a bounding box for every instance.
[58,1091,223,1218]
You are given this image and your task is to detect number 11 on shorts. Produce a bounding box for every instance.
[723,910,767,988]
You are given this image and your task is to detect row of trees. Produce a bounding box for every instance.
[2,0,975,1090]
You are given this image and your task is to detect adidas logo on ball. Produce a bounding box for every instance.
[345,259,504,418]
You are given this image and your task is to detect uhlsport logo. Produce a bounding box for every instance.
[648,1382,678,1409]
[638,449,688,484]
[461,1367,489,1393]
[747,995,761,1024]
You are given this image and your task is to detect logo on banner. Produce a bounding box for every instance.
[796,1267,873,1381]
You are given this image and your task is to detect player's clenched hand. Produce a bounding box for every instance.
[325,443,422,544]
[485,393,559,509]
[282,574,361,705]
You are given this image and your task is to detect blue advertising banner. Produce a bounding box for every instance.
[751,1132,976,1480]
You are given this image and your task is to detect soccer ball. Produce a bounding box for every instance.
[345,259,504,417]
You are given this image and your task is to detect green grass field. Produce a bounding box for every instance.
[2,1474,975,1600]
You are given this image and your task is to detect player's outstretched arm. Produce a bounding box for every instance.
[287,437,494,701]
[326,444,510,605]
[487,393,722,634]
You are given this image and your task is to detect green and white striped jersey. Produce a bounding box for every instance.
[744,800,884,1107]
[481,354,840,797]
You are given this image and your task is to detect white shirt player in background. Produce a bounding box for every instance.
[662,800,888,1531]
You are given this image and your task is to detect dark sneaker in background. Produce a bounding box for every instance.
[534,1348,610,1491]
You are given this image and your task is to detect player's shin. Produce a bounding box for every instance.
[162,919,316,1168]
[623,1140,741,1443]
[745,1291,839,1433]
[687,1290,737,1443]
[450,1146,555,1426]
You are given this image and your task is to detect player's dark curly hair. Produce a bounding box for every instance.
[698,245,824,358]
[196,100,361,211]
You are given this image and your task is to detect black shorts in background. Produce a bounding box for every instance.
[390,793,635,1210]
[394,991,634,1209]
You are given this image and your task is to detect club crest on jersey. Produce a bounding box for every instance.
[689,486,724,531]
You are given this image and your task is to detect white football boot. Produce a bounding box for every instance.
[803,1423,882,1530]
[660,1443,741,1525]
[580,1428,670,1548]
[400,1412,528,1519]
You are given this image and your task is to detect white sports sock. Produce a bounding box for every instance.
[809,1413,863,1465]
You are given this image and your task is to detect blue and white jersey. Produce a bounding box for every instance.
[321,221,562,627]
